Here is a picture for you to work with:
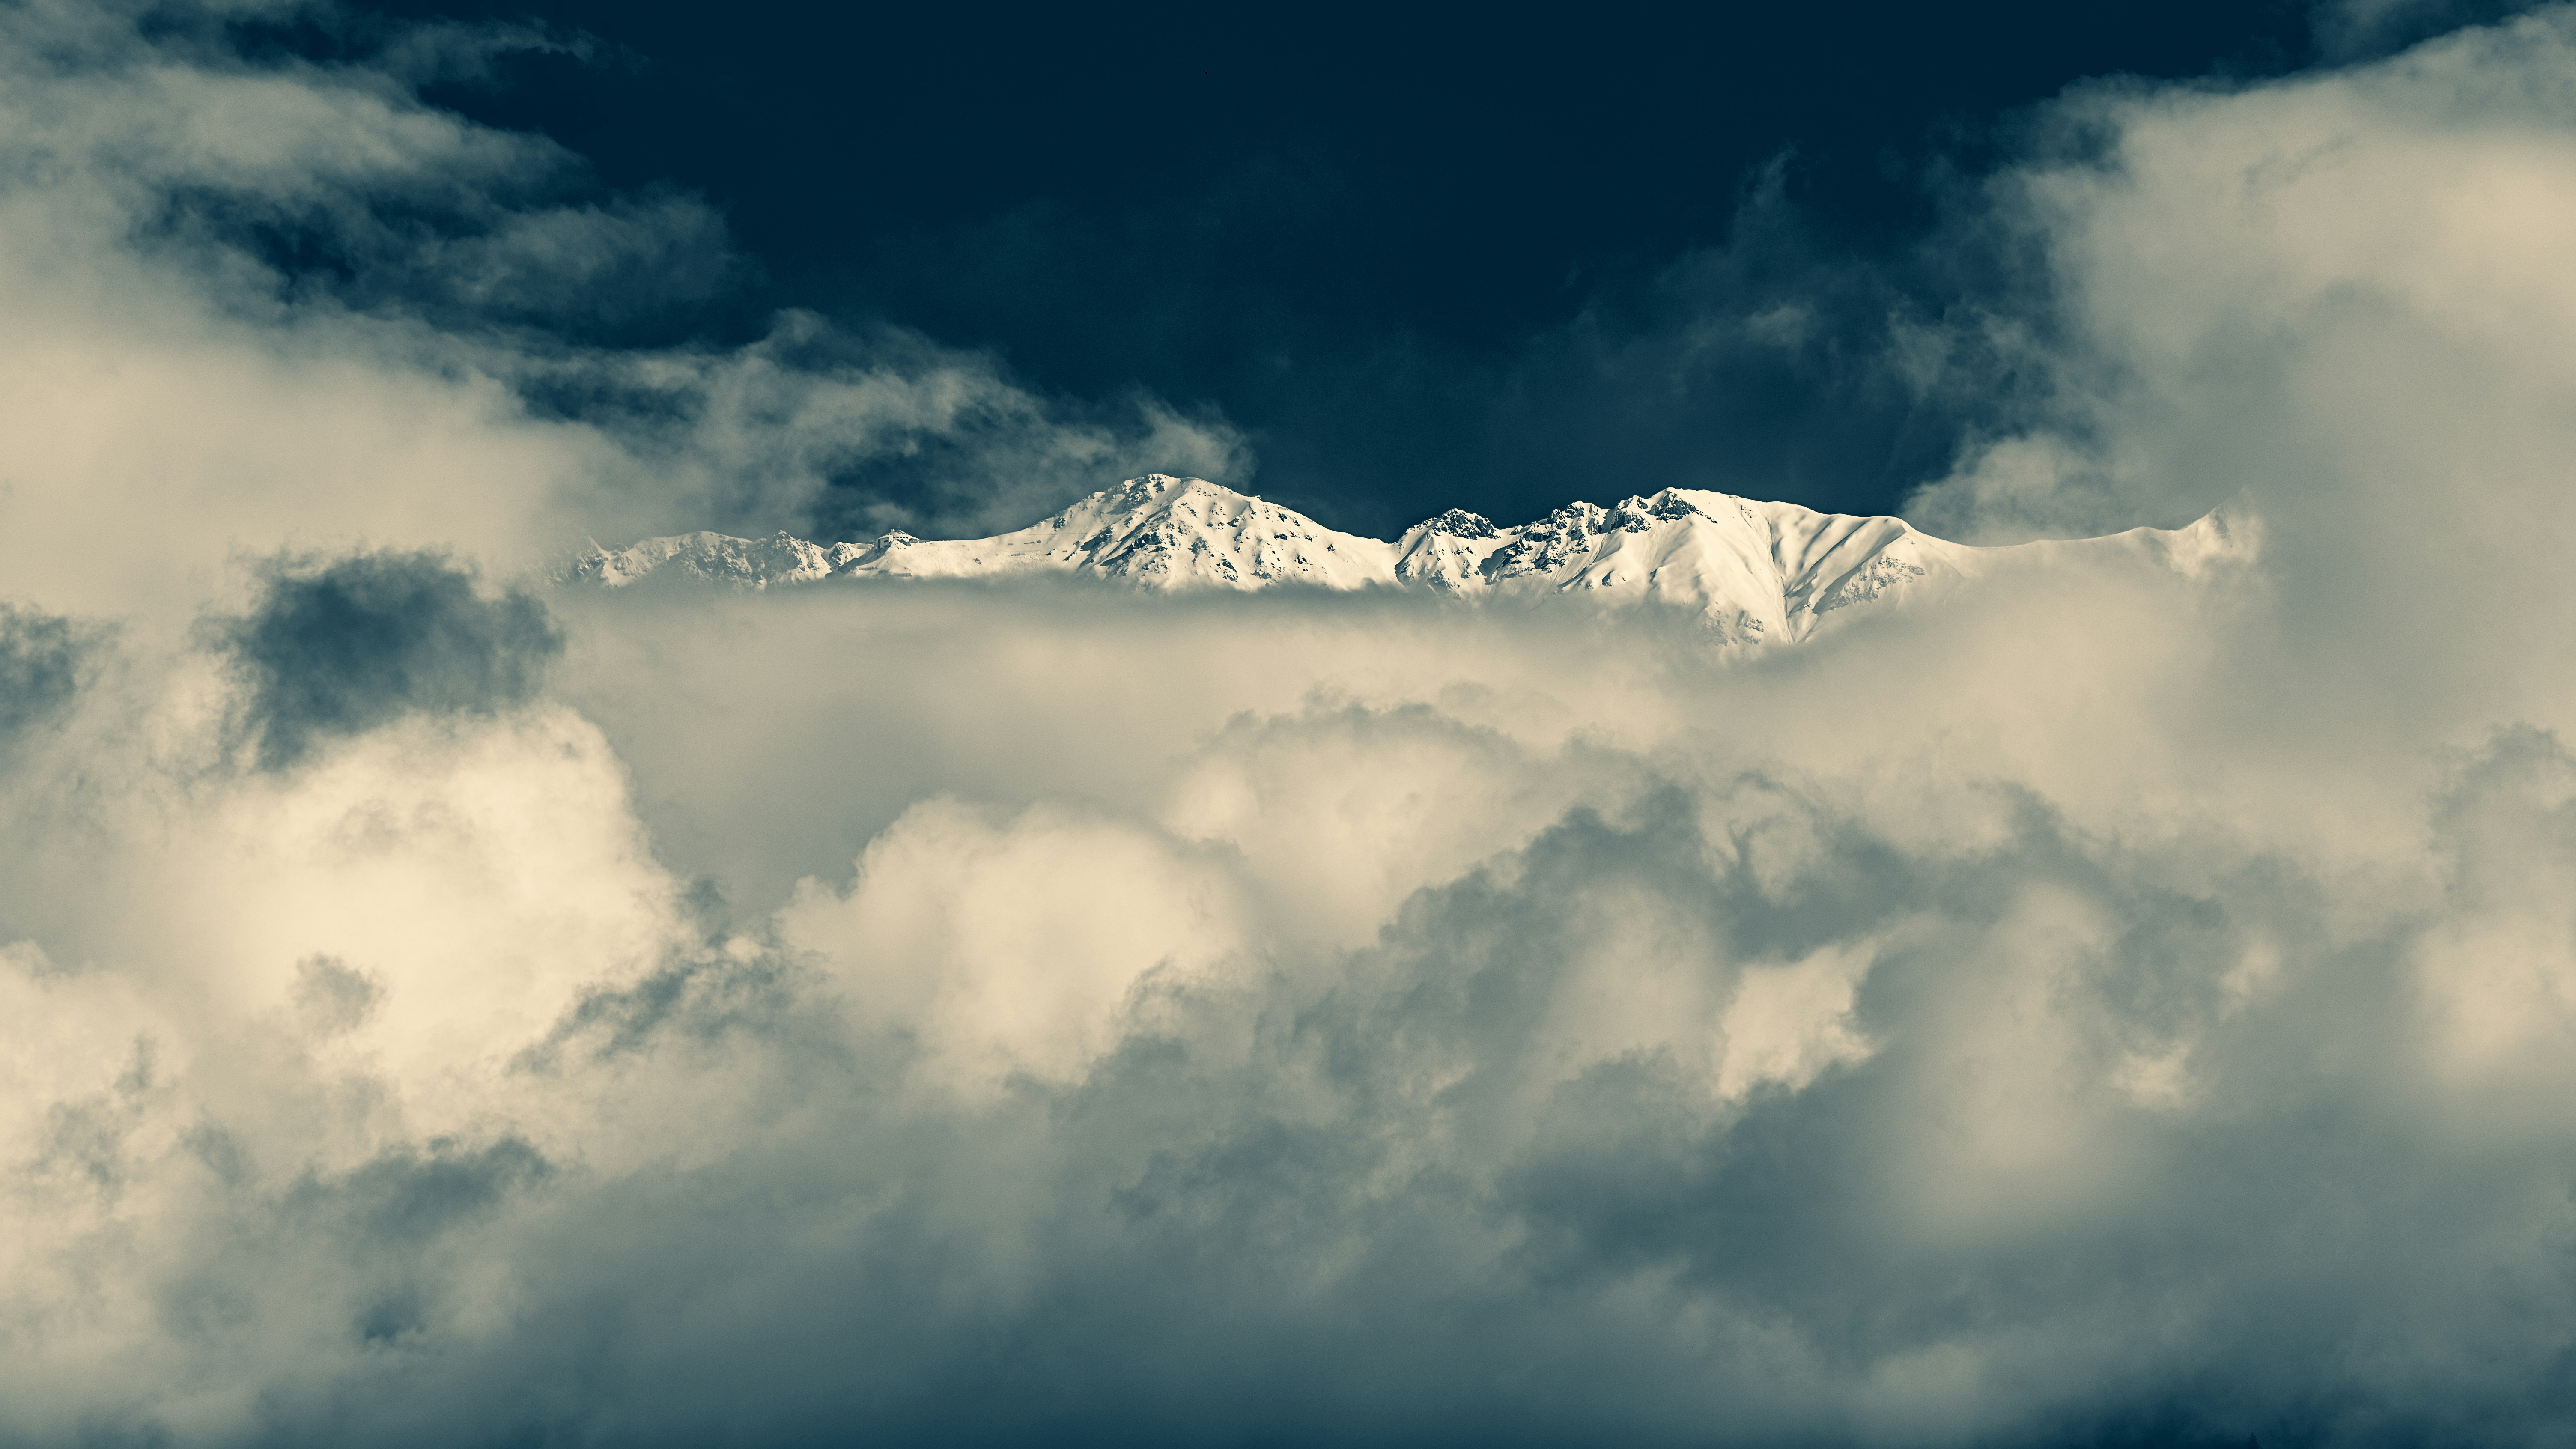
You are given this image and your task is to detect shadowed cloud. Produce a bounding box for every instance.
[211,550,561,769]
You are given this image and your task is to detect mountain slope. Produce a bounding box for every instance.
[846,474,1397,590]
[561,474,2251,645]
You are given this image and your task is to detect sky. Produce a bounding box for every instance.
[13,1,2576,1446]
[361,0,2310,536]
[204,0,2507,536]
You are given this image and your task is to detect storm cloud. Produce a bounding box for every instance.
[0,603,92,750]
[213,550,559,769]
[9,3,2576,1448]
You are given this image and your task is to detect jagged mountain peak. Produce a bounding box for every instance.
[560,475,2248,647]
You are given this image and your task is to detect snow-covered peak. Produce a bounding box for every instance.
[1390,488,1973,645]
[823,474,1396,591]
[559,475,2251,647]
[559,530,848,590]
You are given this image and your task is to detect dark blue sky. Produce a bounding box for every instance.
[307,1,2463,534]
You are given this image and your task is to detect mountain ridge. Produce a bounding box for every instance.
[561,474,2251,646]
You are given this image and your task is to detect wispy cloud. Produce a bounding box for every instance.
[0,0,1247,625]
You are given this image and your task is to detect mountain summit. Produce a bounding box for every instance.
[562,474,2249,645]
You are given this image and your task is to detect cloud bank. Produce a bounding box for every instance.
[10,4,2576,1446]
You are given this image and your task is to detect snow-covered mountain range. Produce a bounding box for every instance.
[562,474,2250,646]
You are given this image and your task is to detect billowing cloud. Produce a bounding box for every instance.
[10,3,2576,1447]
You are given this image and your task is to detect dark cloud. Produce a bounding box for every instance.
[320,1135,551,1249]
[0,602,90,750]
[212,550,561,769]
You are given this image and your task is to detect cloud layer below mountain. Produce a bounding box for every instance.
[10,4,2576,1446]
